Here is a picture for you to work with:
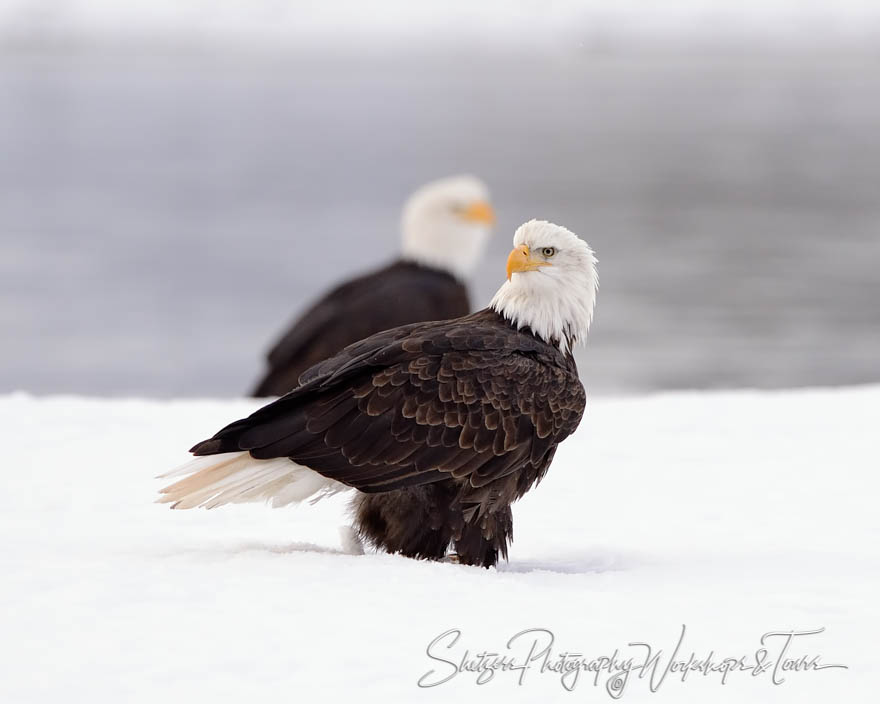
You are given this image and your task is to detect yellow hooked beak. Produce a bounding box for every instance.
[458,200,496,225]
[506,244,551,280]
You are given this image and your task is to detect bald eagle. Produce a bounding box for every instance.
[160,220,598,568]
[252,175,495,397]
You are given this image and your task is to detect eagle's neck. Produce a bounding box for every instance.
[400,224,489,281]
[475,308,578,371]
[489,279,591,355]
[396,258,463,283]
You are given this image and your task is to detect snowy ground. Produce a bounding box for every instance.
[3,0,880,50]
[1,388,876,702]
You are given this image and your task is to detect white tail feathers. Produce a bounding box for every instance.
[157,451,348,510]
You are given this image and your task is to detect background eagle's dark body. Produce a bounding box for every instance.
[252,260,470,397]
[195,309,585,567]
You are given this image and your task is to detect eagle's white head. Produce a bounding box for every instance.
[400,175,495,280]
[490,220,598,353]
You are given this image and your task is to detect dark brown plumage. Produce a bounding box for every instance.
[193,308,586,567]
[252,261,470,397]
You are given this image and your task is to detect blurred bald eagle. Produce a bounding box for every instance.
[252,175,495,397]
[161,220,598,568]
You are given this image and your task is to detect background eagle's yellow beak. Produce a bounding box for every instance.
[506,244,550,280]
[458,200,496,225]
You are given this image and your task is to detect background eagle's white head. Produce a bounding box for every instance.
[491,220,598,353]
[400,175,495,279]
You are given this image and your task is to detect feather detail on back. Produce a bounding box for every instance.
[156,452,348,510]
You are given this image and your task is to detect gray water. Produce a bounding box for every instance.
[1,49,879,396]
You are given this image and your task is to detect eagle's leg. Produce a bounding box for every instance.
[351,485,456,562]
[453,506,513,569]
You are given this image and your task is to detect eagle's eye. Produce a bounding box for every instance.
[541,247,556,258]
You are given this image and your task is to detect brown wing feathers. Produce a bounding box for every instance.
[193,310,585,499]
[252,261,471,396]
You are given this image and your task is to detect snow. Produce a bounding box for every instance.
[0,387,876,701]
[2,0,880,50]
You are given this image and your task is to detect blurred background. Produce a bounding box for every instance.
[1,1,878,397]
